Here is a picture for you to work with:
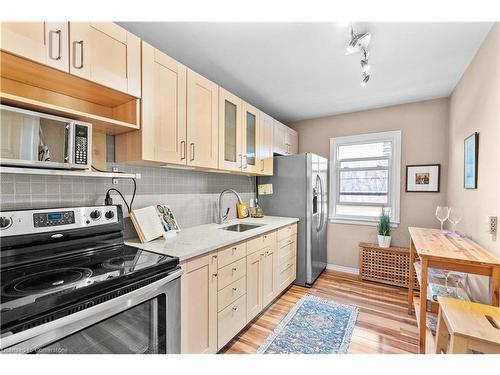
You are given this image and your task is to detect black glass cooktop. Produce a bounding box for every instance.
[0,245,179,332]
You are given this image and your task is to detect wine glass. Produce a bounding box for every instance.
[448,207,463,234]
[435,206,450,231]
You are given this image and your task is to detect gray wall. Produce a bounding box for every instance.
[0,163,256,236]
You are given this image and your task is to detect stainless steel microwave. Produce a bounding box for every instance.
[0,105,92,170]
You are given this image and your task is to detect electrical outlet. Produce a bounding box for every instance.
[258,184,273,195]
[489,216,498,235]
[112,178,118,185]
[112,167,119,173]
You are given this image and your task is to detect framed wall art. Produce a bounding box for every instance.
[464,132,479,189]
[406,164,441,193]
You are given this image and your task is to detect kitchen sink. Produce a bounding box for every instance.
[220,223,265,232]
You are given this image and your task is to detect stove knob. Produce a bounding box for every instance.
[89,210,101,220]
[105,210,115,220]
[0,216,12,229]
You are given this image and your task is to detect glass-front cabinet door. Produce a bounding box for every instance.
[218,88,242,171]
[242,101,259,173]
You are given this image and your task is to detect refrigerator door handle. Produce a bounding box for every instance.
[316,174,325,232]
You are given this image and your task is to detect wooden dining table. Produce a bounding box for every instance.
[407,227,500,354]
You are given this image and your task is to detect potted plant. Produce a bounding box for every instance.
[377,210,391,248]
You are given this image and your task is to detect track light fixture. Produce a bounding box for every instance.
[346,25,372,87]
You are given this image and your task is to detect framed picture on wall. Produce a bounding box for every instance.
[406,164,441,192]
[464,132,479,189]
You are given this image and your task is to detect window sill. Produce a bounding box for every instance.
[329,218,400,228]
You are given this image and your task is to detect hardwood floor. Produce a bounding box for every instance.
[222,270,419,354]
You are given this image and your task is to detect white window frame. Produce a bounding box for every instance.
[329,130,401,226]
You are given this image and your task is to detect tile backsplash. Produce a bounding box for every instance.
[0,163,256,236]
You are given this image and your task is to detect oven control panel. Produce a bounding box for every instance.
[0,206,120,237]
[34,211,75,227]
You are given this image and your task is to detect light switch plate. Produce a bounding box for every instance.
[258,184,273,195]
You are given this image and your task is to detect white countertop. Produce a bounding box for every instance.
[125,216,299,262]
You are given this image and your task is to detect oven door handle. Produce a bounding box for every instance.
[0,268,183,352]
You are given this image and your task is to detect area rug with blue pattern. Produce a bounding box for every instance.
[257,294,359,354]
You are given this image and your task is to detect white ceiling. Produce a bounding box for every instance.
[119,22,492,123]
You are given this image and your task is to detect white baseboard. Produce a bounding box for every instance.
[326,263,359,275]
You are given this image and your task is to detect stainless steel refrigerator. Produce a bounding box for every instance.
[258,153,328,287]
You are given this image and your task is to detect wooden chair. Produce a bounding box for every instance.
[435,296,500,354]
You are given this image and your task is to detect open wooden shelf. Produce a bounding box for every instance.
[0,166,141,180]
[0,51,140,134]
[413,297,437,354]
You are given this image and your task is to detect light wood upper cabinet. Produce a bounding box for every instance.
[115,42,186,165]
[273,120,298,155]
[218,88,243,171]
[181,253,218,354]
[69,22,141,97]
[273,120,287,155]
[242,102,259,174]
[258,112,274,176]
[187,69,219,169]
[286,127,298,154]
[1,22,69,72]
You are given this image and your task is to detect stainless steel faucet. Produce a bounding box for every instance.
[218,189,243,224]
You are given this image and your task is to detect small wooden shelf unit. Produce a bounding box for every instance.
[407,227,500,354]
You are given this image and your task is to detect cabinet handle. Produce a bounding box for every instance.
[73,40,84,69]
[49,30,62,61]
[180,141,186,160]
[189,143,195,161]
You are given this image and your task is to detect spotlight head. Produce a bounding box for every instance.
[361,73,370,87]
[361,59,371,73]
[345,26,371,55]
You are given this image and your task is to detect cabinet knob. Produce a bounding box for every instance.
[212,255,218,259]
[232,287,237,292]
[232,307,238,311]
[212,273,218,277]
[232,267,237,272]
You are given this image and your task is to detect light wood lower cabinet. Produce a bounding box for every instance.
[246,250,264,322]
[181,252,218,354]
[217,294,247,350]
[180,225,296,353]
[262,244,279,306]
[277,227,298,293]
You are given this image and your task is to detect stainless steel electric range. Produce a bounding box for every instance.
[0,205,182,354]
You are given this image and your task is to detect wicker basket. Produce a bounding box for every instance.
[359,242,419,289]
